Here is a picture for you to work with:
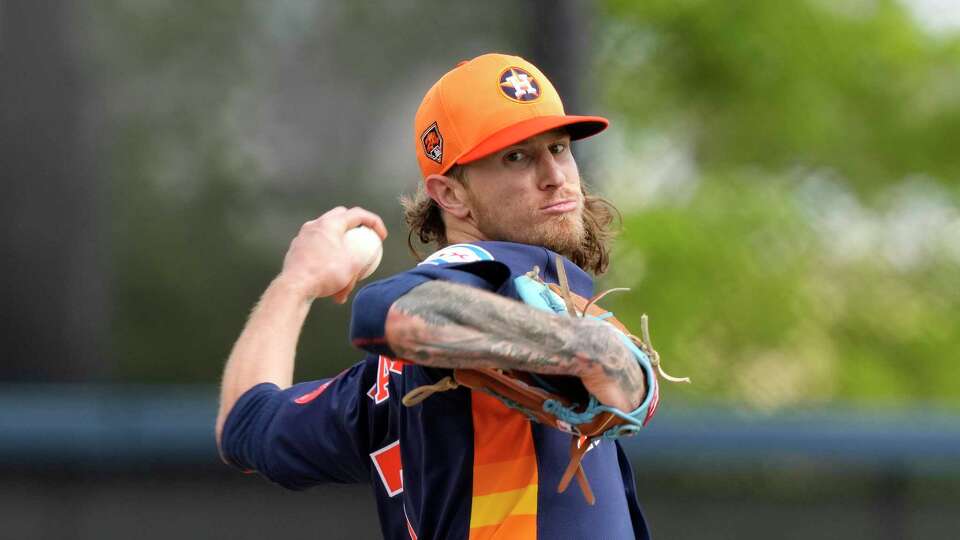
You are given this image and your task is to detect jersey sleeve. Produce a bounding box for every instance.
[349,260,510,358]
[219,360,373,490]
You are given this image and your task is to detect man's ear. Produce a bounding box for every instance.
[424,173,471,219]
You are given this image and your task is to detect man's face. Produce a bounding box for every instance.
[459,129,585,255]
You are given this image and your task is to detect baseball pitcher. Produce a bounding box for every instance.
[218,53,678,540]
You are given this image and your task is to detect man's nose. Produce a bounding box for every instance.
[536,152,567,190]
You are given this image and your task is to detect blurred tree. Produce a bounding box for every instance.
[595,0,960,408]
[601,0,960,192]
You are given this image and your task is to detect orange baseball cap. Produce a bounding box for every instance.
[414,53,609,179]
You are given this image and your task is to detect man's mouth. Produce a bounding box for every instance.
[540,199,579,214]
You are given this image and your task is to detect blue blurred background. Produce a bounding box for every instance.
[2,0,958,538]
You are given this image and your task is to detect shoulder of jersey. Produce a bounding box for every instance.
[418,243,496,266]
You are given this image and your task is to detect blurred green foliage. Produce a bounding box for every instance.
[596,0,960,409]
[601,0,960,191]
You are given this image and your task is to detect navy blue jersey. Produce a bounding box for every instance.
[221,241,651,539]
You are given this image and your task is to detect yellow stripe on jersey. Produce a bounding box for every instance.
[469,515,538,540]
[469,484,538,528]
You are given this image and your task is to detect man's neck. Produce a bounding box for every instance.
[443,218,487,245]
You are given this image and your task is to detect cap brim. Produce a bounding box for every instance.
[456,115,609,166]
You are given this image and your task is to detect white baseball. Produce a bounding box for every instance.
[343,225,383,280]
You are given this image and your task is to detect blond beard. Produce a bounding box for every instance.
[474,208,587,263]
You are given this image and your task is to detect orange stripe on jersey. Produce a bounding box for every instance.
[472,392,535,464]
[473,455,538,496]
[469,391,538,538]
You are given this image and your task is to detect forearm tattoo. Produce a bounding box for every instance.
[385,281,645,401]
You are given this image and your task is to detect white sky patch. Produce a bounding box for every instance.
[796,172,879,263]
[881,178,960,270]
[796,172,960,271]
[596,125,700,212]
[903,0,960,35]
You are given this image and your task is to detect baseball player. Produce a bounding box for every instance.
[218,53,654,539]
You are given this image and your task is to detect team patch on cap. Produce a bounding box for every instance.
[419,243,495,266]
[421,122,443,164]
[498,67,541,103]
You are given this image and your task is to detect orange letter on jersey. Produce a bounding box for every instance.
[370,440,403,497]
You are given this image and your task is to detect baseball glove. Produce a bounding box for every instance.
[402,255,689,504]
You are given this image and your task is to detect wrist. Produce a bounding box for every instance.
[270,273,317,305]
[567,318,621,374]
[572,317,624,356]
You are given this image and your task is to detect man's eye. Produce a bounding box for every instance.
[550,143,567,154]
[505,151,525,163]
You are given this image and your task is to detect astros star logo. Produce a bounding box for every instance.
[498,67,541,102]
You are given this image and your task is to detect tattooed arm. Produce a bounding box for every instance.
[384,280,646,411]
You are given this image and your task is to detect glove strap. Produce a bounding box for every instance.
[557,436,596,505]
